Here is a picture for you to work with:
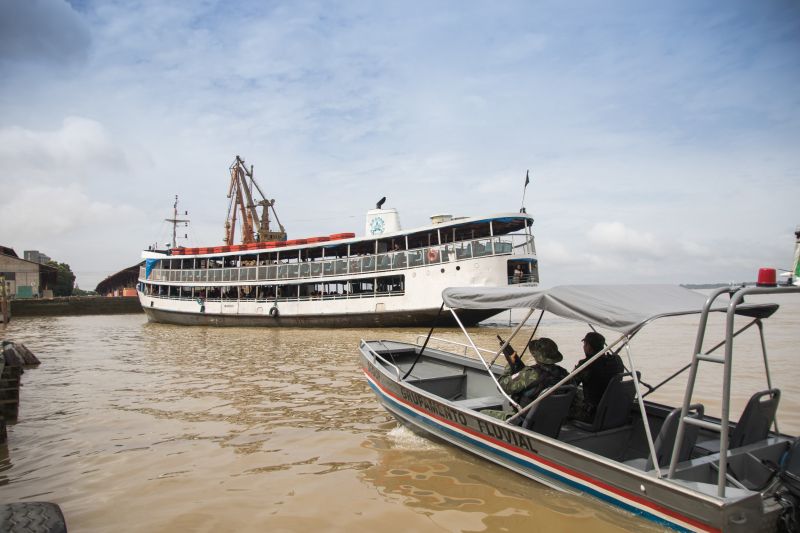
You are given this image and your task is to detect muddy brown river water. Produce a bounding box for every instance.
[1,293,797,532]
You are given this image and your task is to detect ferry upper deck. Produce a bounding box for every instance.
[139,213,538,287]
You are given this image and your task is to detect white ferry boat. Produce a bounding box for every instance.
[136,158,538,327]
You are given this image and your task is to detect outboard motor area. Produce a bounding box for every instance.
[773,438,800,532]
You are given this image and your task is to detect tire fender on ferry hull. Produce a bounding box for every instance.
[269,306,279,318]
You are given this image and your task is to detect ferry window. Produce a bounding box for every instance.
[352,279,374,294]
[454,222,491,241]
[377,275,404,293]
[327,245,345,258]
[240,285,255,299]
[405,232,429,251]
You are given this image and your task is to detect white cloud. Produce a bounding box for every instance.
[587,222,665,259]
[536,240,575,265]
[0,117,128,184]
[0,183,149,289]
[0,184,141,239]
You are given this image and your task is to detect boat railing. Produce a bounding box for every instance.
[140,234,533,284]
[360,340,402,379]
[668,284,800,497]
[414,335,497,358]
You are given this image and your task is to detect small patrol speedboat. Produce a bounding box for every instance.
[359,278,800,532]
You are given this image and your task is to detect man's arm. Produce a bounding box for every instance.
[499,366,539,396]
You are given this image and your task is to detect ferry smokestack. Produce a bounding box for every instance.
[376,197,386,209]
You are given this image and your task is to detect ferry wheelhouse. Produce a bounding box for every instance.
[137,208,538,327]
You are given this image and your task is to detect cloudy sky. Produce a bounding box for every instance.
[1,0,798,290]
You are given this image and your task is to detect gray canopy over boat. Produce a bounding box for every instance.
[442,284,777,335]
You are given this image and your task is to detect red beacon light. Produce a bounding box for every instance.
[756,267,777,287]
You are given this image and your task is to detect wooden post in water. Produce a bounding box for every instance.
[0,275,9,324]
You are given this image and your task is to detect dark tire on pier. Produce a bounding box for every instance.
[0,502,67,533]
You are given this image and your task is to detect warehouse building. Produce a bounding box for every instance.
[0,246,58,299]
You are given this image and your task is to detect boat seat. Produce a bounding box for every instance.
[407,374,466,399]
[453,395,505,410]
[571,372,637,433]
[697,388,780,454]
[516,385,577,439]
[625,403,704,471]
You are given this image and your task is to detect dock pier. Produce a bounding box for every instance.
[0,341,40,444]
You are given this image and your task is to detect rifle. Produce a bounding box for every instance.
[497,334,525,374]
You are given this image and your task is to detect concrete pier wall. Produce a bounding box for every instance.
[10,296,142,317]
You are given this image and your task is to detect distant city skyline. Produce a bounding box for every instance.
[1,1,798,289]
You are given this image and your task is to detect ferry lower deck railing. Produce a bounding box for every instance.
[143,290,406,303]
[141,236,532,285]
[507,274,537,285]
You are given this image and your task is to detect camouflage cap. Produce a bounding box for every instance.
[528,337,563,364]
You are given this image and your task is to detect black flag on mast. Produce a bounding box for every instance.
[520,170,530,213]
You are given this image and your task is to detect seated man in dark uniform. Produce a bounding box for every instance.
[483,337,569,420]
[569,331,625,422]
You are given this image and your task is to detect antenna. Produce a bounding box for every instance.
[165,195,190,248]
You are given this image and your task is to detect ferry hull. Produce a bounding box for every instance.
[143,305,501,328]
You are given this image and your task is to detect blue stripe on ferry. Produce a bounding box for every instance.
[364,371,714,533]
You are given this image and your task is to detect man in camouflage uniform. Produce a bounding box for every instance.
[483,338,568,420]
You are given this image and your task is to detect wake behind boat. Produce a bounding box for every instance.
[360,280,800,531]
[137,156,538,327]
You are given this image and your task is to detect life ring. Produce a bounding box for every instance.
[427,249,439,262]
[269,306,279,318]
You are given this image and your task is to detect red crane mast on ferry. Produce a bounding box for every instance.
[224,155,287,246]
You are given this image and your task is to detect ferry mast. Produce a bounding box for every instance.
[165,195,189,249]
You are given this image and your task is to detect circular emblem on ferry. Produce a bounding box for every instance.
[370,216,385,235]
